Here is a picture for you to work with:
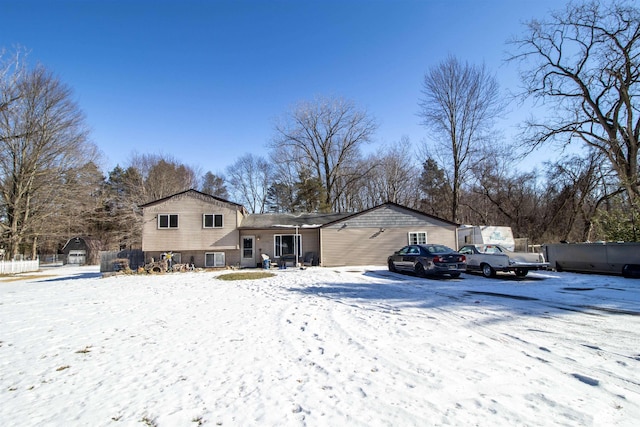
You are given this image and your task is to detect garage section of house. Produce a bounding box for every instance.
[319,203,459,267]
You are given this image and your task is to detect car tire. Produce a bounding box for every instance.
[388,260,397,273]
[622,264,640,278]
[515,268,528,277]
[414,263,426,277]
[481,263,495,278]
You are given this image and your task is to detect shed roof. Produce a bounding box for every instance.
[61,236,103,253]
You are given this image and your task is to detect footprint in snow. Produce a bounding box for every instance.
[571,373,600,386]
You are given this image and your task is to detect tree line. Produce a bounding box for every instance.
[1,1,638,259]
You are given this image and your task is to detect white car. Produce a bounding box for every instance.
[458,244,549,278]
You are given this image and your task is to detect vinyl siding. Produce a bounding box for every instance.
[320,205,457,267]
[142,193,243,253]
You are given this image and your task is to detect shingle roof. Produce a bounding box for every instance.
[320,201,460,227]
[239,212,351,229]
[139,189,244,209]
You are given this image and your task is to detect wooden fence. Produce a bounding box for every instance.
[0,259,40,275]
[100,250,145,273]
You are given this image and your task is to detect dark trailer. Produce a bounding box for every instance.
[543,242,640,277]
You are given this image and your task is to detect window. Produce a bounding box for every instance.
[408,232,427,245]
[398,246,410,255]
[242,237,254,259]
[158,214,178,229]
[203,214,223,228]
[274,234,302,257]
[205,252,225,267]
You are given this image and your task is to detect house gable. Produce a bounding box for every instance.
[322,203,458,229]
[141,189,245,264]
[320,202,458,267]
[140,189,245,212]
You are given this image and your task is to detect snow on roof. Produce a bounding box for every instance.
[239,212,351,229]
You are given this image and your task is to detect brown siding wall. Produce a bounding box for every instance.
[320,205,456,267]
[320,227,456,266]
[141,192,243,268]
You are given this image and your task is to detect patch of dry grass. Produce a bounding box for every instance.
[0,274,57,282]
[216,271,275,281]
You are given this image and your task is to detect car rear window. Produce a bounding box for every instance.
[424,245,451,254]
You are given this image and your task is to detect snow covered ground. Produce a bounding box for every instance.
[1,265,639,426]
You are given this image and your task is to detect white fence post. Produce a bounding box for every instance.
[0,259,40,275]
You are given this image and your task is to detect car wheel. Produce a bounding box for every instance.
[515,268,528,277]
[481,263,495,278]
[622,264,640,278]
[414,263,426,277]
[388,260,397,272]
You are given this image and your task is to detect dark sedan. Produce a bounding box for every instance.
[388,244,466,278]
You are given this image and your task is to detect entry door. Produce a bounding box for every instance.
[241,236,256,267]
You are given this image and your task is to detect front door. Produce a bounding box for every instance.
[241,236,256,268]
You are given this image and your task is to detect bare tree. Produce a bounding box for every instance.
[26,161,106,257]
[57,162,106,239]
[0,49,24,116]
[128,153,198,203]
[418,55,504,222]
[103,165,145,249]
[365,139,419,208]
[0,59,95,258]
[271,95,378,212]
[542,152,616,242]
[472,163,545,242]
[509,0,640,204]
[226,154,272,214]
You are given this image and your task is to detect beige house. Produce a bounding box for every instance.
[141,190,247,268]
[141,190,459,268]
[319,203,458,266]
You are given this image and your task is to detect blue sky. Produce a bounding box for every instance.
[1,0,562,176]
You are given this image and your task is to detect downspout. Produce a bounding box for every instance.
[319,226,323,267]
[455,227,459,250]
[295,225,299,266]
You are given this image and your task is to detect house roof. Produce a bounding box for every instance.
[139,189,245,210]
[140,191,457,229]
[239,212,352,229]
[320,202,460,227]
